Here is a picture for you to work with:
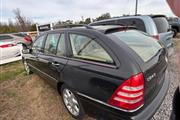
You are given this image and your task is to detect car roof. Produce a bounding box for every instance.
[89,14,167,26]
[46,25,136,34]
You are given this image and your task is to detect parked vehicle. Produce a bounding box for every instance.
[171,87,180,120]
[168,17,180,37]
[0,40,22,65]
[0,33,33,49]
[170,50,180,120]
[89,15,174,49]
[22,25,169,120]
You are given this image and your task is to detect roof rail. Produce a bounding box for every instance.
[84,25,94,29]
[53,24,85,29]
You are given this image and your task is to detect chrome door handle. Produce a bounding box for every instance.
[52,62,60,66]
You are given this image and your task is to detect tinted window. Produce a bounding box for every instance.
[44,34,60,55]
[56,34,66,56]
[107,30,162,62]
[70,34,114,64]
[117,19,146,32]
[13,33,26,37]
[153,17,169,33]
[0,35,13,40]
[33,35,46,52]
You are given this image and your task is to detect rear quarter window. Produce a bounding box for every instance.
[69,34,114,64]
[153,17,169,33]
[107,30,162,62]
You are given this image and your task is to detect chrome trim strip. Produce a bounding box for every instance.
[28,64,57,81]
[69,57,117,69]
[77,92,143,113]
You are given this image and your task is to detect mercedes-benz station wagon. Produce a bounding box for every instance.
[22,25,169,120]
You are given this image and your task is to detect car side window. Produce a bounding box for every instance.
[69,34,114,64]
[56,34,66,56]
[0,35,13,40]
[44,34,60,55]
[33,35,46,52]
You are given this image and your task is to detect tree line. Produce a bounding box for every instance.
[0,8,111,34]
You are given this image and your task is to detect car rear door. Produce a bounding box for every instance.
[37,33,68,87]
[62,32,122,102]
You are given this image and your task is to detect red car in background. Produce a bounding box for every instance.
[0,33,33,49]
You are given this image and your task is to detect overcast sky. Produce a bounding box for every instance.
[0,0,175,24]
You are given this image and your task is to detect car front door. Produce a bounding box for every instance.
[37,33,68,87]
[27,34,46,70]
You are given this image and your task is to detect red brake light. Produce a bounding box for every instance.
[24,36,32,42]
[108,73,144,111]
[152,35,160,40]
[0,44,13,48]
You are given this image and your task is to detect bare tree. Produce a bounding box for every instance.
[13,8,32,32]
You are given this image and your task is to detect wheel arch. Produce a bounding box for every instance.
[57,82,64,94]
[172,25,180,32]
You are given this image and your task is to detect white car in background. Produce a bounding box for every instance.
[0,40,22,65]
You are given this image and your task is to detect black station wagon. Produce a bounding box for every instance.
[22,25,170,120]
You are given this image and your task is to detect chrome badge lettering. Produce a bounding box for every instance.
[147,73,156,82]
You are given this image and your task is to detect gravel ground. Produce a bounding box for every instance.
[152,36,180,120]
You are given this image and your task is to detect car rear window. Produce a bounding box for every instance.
[0,35,13,40]
[152,17,169,33]
[90,18,146,32]
[107,30,162,62]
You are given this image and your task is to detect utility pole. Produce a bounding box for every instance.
[135,0,138,15]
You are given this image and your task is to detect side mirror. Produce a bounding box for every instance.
[22,49,32,54]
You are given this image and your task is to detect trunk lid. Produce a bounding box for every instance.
[142,48,168,106]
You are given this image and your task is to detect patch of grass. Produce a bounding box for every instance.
[0,61,25,83]
[0,61,22,69]
[6,90,17,98]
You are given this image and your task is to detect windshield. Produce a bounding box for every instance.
[107,30,162,62]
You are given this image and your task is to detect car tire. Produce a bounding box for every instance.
[170,87,180,120]
[172,29,177,38]
[61,84,85,120]
[23,60,32,75]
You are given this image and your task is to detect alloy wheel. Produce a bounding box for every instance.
[63,88,80,116]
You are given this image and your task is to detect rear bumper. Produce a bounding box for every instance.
[78,72,170,120]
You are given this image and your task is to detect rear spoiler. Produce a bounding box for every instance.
[104,26,137,34]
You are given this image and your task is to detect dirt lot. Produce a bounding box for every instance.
[0,35,180,120]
